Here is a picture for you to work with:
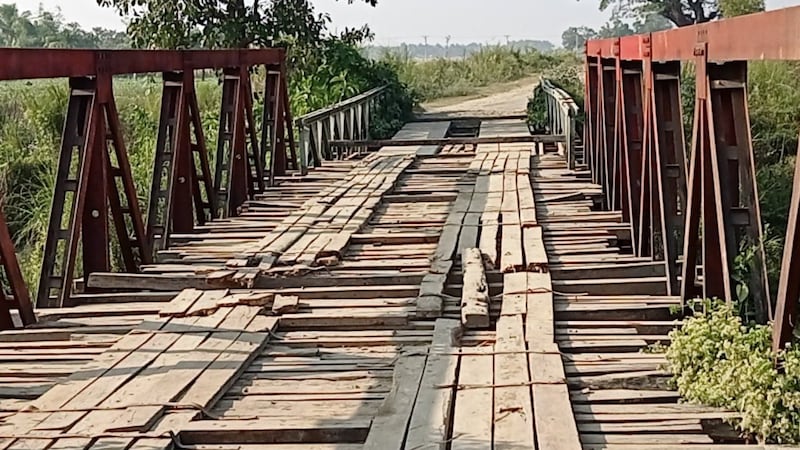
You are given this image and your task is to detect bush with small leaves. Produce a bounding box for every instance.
[666,299,800,443]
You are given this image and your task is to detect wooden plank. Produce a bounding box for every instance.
[451,346,492,450]
[362,355,426,450]
[522,226,548,272]
[158,289,203,317]
[493,314,535,449]
[405,319,462,450]
[153,316,277,433]
[529,347,581,450]
[329,135,564,148]
[127,439,171,450]
[31,325,183,432]
[86,308,249,434]
[501,272,527,316]
[272,295,300,315]
[500,221,523,273]
[461,248,490,328]
[178,418,372,445]
[526,272,554,341]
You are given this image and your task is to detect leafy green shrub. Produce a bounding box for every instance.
[526,86,548,133]
[666,299,800,443]
[540,62,584,109]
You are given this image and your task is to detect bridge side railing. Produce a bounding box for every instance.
[295,85,387,174]
[0,48,295,310]
[584,5,800,352]
[539,79,580,169]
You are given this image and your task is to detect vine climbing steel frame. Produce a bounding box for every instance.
[585,6,800,351]
[0,49,293,308]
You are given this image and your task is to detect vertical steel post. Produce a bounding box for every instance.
[680,52,768,317]
[774,136,800,351]
[622,61,645,254]
[0,208,35,328]
[38,74,150,307]
[652,61,689,296]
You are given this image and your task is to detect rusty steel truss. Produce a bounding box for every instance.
[0,208,35,328]
[585,6,800,351]
[0,49,294,310]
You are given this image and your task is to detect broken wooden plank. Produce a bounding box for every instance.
[461,248,490,329]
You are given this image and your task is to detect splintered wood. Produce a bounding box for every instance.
[231,152,414,272]
[461,248,490,328]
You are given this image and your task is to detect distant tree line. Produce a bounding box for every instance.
[561,14,673,50]
[363,40,556,60]
[0,3,128,48]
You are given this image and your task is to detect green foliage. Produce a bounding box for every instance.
[748,62,800,165]
[719,0,765,17]
[384,47,579,102]
[599,0,719,27]
[561,26,597,51]
[0,3,128,48]
[96,0,373,50]
[666,299,800,443]
[526,87,549,133]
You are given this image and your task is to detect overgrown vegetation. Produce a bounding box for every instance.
[666,299,800,443]
[525,61,584,135]
[381,47,579,101]
[0,4,128,47]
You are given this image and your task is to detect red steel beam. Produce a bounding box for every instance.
[0,49,285,80]
[588,6,800,62]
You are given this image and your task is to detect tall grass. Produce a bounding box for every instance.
[0,67,413,298]
[381,47,580,101]
[0,77,223,293]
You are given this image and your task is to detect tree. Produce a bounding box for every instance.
[632,13,673,32]
[598,17,635,37]
[96,0,376,49]
[561,26,597,50]
[599,0,719,27]
[0,4,128,48]
[718,0,764,17]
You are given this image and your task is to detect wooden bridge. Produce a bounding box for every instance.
[1,6,800,450]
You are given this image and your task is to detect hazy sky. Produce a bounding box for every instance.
[12,0,800,45]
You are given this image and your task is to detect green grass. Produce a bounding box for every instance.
[380,47,580,102]
[0,67,412,299]
[0,77,224,291]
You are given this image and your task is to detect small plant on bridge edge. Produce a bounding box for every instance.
[526,86,549,134]
[665,298,800,444]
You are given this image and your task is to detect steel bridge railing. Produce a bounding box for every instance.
[584,5,800,352]
[295,85,387,174]
[538,79,580,169]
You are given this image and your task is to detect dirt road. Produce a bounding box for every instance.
[418,76,539,118]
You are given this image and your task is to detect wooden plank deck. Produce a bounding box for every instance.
[0,119,770,449]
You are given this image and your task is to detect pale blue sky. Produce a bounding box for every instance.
[11,0,800,45]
